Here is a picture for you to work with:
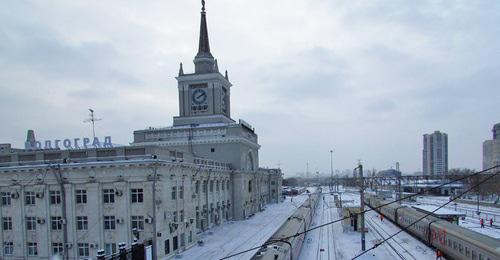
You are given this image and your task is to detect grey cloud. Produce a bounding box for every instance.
[365,99,395,113]
[0,13,140,87]
[1,0,499,175]
[255,48,350,101]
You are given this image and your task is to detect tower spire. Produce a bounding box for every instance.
[194,0,215,74]
[197,0,212,57]
[178,62,184,76]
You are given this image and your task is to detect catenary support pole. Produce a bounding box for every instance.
[359,163,366,251]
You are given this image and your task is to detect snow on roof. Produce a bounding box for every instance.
[412,205,466,216]
[145,122,236,131]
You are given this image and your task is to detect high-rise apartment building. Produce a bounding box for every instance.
[483,123,500,171]
[422,131,448,176]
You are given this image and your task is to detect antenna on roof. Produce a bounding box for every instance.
[83,108,102,140]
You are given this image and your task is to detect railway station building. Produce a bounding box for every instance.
[0,3,282,259]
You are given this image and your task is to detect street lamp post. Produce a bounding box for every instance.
[330,150,334,192]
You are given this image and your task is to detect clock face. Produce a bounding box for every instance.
[192,89,207,105]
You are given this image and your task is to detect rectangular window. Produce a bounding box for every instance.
[171,187,177,200]
[103,189,115,203]
[131,188,143,203]
[216,181,219,191]
[173,236,178,251]
[131,216,144,231]
[52,243,64,256]
[25,191,35,205]
[78,243,89,257]
[3,241,13,255]
[26,216,37,231]
[1,192,11,206]
[196,207,200,229]
[50,190,61,205]
[180,233,185,247]
[104,216,116,230]
[76,190,87,204]
[222,181,225,191]
[105,243,116,255]
[173,211,178,222]
[202,181,207,193]
[164,239,170,255]
[3,217,12,230]
[180,210,184,222]
[210,181,214,192]
[27,242,38,256]
[189,231,193,243]
[77,216,88,230]
[195,181,200,194]
[51,216,63,231]
[179,186,184,199]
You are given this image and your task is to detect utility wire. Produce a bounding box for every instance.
[220,165,500,260]
[352,169,500,259]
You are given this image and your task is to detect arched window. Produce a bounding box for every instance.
[246,152,254,171]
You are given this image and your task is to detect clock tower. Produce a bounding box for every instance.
[173,2,233,126]
[134,1,261,172]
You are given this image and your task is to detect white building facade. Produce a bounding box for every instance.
[0,145,281,259]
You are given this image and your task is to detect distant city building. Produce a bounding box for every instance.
[376,169,402,178]
[422,130,448,176]
[483,123,500,171]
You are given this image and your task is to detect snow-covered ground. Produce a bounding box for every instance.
[174,194,308,260]
[300,189,435,260]
[417,196,500,221]
[415,196,500,239]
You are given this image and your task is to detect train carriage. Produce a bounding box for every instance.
[366,196,500,260]
[252,187,322,260]
[396,206,438,241]
[431,220,500,260]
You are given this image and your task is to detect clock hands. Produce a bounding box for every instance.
[196,92,206,100]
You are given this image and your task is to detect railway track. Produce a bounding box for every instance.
[365,216,418,260]
[315,194,340,260]
[316,199,325,260]
[326,197,338,259]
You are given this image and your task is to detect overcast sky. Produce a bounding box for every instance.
[1,0,499,176]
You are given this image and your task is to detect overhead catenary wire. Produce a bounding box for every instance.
[219,164,500,260]
[352,169,500,259]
